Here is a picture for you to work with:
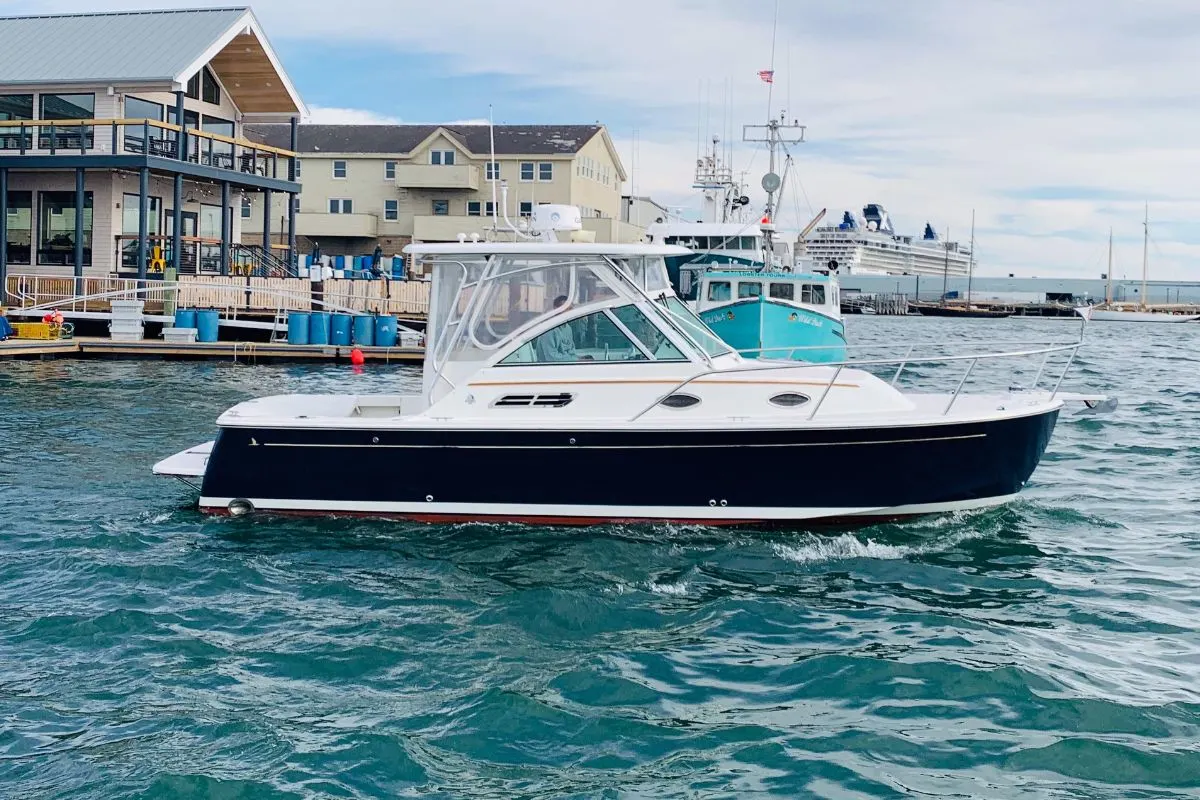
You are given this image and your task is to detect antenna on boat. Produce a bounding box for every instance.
[1105,227,1113,305]
[967,210,975,310]
[489,105,499,233]
[1141,202,1149,311]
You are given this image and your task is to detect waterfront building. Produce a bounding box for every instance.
[0,6,304,287]
[240,123,638,255]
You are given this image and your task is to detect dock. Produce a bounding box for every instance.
[0,336,424,364]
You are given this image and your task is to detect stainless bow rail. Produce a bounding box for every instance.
[629,340,1084,422]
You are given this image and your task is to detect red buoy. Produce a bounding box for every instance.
[350,348,365,366]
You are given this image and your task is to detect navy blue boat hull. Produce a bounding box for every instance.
[196,409,1059,525]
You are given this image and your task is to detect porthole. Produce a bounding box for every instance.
[769,392,810,408]
[660,393,701,409]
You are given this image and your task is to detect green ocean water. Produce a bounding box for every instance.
[0,317,1197,799]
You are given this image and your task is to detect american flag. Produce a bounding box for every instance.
[757,69,774,84]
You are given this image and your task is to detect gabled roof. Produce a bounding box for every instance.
[0,7,304,115]
[245,124,607,157]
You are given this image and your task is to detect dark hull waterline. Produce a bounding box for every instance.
[913,305,1014,319]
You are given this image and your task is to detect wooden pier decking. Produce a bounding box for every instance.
[0,337,424,363]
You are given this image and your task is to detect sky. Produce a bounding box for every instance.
[7,0,1200,279]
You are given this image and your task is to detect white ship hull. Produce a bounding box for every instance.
[804,217,972,278]
[1075,306,1200,323]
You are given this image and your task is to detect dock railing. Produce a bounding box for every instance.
[0,118,296,179]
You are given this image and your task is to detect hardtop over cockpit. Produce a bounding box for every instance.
[407,242,736,406]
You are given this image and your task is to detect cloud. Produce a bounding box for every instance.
[304,106,401,125]
[15,0,1200,277]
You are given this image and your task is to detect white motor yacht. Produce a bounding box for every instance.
[155,205,1110,526]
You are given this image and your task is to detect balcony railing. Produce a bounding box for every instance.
[0,118,297,180]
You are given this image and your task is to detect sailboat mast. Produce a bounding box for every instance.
[1105,228,1113,305]
[1141,203,1149,310]
[941,226,950,306]
[967,210,975,309]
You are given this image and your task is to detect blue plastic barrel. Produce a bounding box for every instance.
[330,313,352,346]
[392,256,405,279]
[287,311,310,345]
[196,309,220,342]
[374,315,398,347]
[174,308,197,330]
[352,314,374,346]
[309,311,331,345]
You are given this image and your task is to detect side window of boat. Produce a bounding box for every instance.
[738,281,762,299]
[708,281,731,302]
[500,311,648,365]
[610,305,687,361]
[769,282,794,301]
[801,284,827,304]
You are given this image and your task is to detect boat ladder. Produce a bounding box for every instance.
[271,306,288,343]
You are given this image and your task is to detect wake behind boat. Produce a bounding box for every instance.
[155,204,1111,526]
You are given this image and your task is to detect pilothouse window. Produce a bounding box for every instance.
[769,283,794,300]
[802,284,827,304]
[707,281,731,302]
[738,281,762,299]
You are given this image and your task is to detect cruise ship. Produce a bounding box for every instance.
[802,205,972,277]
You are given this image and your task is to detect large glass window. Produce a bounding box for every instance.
[430,150,455,165]
[125,96,163,122]
[431,199,449,216]
[39,93,94,120]
[485,161,500,180]
[201,115,234,166]
[384,199,399,221]
[5,191,32,265]
[166,107,199,128]
[538,162,553,181]
[738,281,762,299]
[121,194,161,270]
[610,305,687,361]
[38,93,94,149]
[0,94,33,121]
[502,310,646,364]
[38,191,93,266]
[519,162,534,181]
[201,67,221,105]
[769,282,795,301]
[124,96,166,151]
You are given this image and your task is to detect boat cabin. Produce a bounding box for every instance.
[407,241,735,406]
[696,270,840,314]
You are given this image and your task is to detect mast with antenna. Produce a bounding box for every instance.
[744,0,804,267]
[967,210,975,309]
[941,226,951,306]
[1105,227,1113,305]
[1140,202,1149,310]
[488,105,499,233]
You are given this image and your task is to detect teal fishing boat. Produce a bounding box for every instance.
[695,269,845,362]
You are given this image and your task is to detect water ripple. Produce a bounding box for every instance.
[0,318,1197,797]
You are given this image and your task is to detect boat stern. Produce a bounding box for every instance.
[153,441,213,490]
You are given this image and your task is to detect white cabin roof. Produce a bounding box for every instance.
[646,222,763,236]
[404,242,693,257]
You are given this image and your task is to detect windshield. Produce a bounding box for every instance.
[658,296,732,358]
